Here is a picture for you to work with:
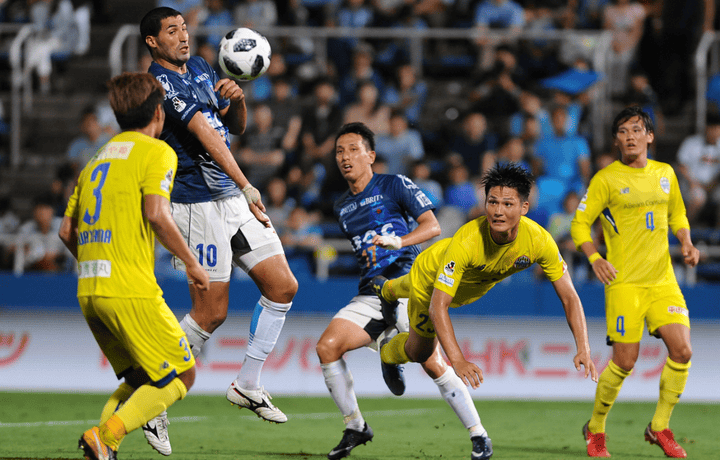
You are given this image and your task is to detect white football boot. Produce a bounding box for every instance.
[226,380,287,423]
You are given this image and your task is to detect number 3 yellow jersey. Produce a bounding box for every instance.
[571,159,690,286]
[64,131,177,298]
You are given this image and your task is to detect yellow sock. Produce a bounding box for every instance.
[114,378,187,435]
[588,360,632,433]
[381,332,410,364]
[384,274,411,300]
[100,382,134,425]
[98,414,126,451]
[651,358,690,431]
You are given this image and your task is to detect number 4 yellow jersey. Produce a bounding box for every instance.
[571,159,690,286]
[64,131,177,298]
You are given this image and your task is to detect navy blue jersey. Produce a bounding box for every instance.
[149,57,240,203]
[334,174,435,295]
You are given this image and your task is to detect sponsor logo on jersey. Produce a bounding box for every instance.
[156,74,178,98]
[438,273,454,287]
[339,202,357,217]
[578,193,588,211]
[668,306,689,316]
[194,73,211,83]
[172,96,186,112]
[513,255,531,269]
[660,177,670,194]
[415,192,432,208]
[444,261,455,276]
[78,260,112,278]
[161,169,174,193]
[95,142,133,161]
[360,195,383,206]
[621,187,630,194]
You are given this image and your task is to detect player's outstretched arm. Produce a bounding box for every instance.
[676,228,700,267]
[428,288,484,389]
[372,210,441,250]
[58,216,79,260]
[551,272,598,382]
[186,112,269,227]
[145,194,210,290]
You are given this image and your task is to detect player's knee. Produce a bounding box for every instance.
[670,344,692,364]
[613,356,636,372]
[206,310,228,331]
[316,337,341,363]
[271,274,298,304]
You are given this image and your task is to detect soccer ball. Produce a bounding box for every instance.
[218,28,271,81]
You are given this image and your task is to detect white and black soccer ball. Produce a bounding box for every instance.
[218,28,271,81]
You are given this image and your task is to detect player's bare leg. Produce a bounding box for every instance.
[227,254,297,423]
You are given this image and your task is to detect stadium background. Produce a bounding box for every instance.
[1,0,720,403]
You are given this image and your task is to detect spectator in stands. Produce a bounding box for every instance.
[48,162,75,217]
[280,205,324,252]
[338,43,385,108]
[264,177,296,235]
[570,0,610,29]
[234,0,278,29]
[473,0,525,72]
[410,159,444,208]
[26,0,80,94]
[200,0,232,48]
[13,194,68,272]
[375,109,425,175]
[266,76,302,159]
[533,104,592,193]
[509,90,552,138]
[602,0,646,96]
[0,195,19,270]
[327,0,375,78]
[448,111,498,177]
[66,105,112,171]
[547,189,581,252]
[676,112,720,227]
[300,77,344,167]
[495,137,532,173]
[469,63,521,118]
[623,68,665,135]
[343,80,391,136]
[382,63,428,126]
[444,163,482,220]
[234,103,287,189]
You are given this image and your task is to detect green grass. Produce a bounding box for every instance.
[0,392,717,459]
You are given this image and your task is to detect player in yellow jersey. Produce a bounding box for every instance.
[571,106,699,458]
[378,163,598,459]
[59,72,209,460]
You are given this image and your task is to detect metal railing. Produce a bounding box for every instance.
[695,30,720,134]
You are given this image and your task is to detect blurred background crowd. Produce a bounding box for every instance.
[1,0,719,282]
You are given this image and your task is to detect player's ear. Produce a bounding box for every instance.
[145,35,157,51]
[368,149,376,164]
[520,200,530,216]
[647,131,654,144]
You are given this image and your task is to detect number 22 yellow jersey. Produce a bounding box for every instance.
[570,159,690,286]
[64,131,177,298]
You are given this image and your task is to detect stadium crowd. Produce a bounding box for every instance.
[0,0,717,276]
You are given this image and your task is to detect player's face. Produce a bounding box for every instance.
[485,186,529,242]
[336,133,375,185]
[614,116,653,164]
[148,15,190,68]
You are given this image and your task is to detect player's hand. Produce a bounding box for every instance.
[187,262,210,291]
[215,78,245,103]
[453,359,484,389]
[591,257,618,285]
[574,349,598,383]
[242,184,271,228]
[372,234,403,250]
[681,242,700,267]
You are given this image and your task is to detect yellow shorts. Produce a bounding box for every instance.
[604,283,690,344]
[407,267,444,339]
[79,295,195,386]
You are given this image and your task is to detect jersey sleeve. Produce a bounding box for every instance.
[141,144,177,200]
[64,184,79,219]
[536,229,567,282]
[667,167,690,234]
[392,175,435,219]
[432,230,473,298]
[571,172,609,250]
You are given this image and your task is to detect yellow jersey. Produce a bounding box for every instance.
[411,216,567,308]
[65,131,177,298]
[571,159,689,286]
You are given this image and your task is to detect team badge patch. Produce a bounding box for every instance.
[514,255,531,269]
[156,74,178,98]
[161,169,173,193]
[444,261,456,276]
[660,177,670,194]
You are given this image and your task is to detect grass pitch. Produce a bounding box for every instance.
[0,392,717,459]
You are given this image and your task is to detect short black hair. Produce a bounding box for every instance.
[140,7,182,54]
[335,122,375,152]
[481,162,534,202]
[611,106,654,138]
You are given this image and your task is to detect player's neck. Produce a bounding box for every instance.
[621,153,648,168]
[489,226,518,245]
[155,57,187,74]
[348,172,374,195]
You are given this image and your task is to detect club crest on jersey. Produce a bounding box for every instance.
[156,74,178,98]
[660,177,670,194]
[514,255,531,269]
[399,175,419,190]
[444,261,456,276]
[172,96,186,112]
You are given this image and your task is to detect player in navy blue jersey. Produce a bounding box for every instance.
[140,7,297,453]
[318,123,490,460]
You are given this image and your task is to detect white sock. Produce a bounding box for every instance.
[321,359,365,431]
[434,367,485,436]
[179,314,211,358]
[237,296,290,388]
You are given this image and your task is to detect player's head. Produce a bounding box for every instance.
[141,7,189,66]
[611,106,654,163]
[335,123,376,186]
[107,72,165,134]
[481,163,533,240]
[611,106,654,138]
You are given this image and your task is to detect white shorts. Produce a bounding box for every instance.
[334,295,410,351]
[171,195,284,282]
